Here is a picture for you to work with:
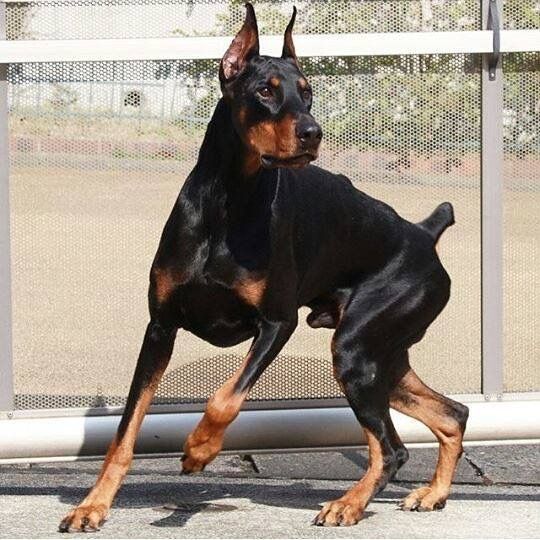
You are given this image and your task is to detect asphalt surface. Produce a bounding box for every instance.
[1,445,539,538]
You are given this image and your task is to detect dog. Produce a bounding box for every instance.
[59,4,468,531]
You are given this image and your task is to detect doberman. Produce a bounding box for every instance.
[59,4,469,531]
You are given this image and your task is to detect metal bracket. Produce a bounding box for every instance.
[487,0,501,80]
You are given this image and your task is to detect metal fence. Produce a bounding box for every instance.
[0,0,539,461]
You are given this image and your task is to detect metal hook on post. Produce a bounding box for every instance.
[487,0,500,81]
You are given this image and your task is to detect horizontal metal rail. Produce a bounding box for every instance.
[1,400,539,464]
[500,29,540,52]
[0,29,538,63]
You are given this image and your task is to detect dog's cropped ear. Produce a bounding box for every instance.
[219,3,259,83]
[281,6,299,67]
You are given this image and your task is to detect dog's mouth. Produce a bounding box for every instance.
[261,153,316,169]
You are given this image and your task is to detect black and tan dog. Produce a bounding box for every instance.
[60,4,468,531]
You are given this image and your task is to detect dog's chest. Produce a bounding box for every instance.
[175,274,261,347]
[156,234,266,346]
[194,235,268,307]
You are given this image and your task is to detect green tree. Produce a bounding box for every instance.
[166,1,538,160]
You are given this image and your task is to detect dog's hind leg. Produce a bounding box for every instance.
[59,320,177,533]
[390,357,469,512]
[313,307,409,527]
[313,401,407,527]
[181,317,296,473]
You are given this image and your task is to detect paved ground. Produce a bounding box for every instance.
[1,445,539,538]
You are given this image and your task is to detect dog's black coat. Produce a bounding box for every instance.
[59,4,468,532]
[151,95,453,391]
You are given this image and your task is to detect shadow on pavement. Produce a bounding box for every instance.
[0,477,538,529]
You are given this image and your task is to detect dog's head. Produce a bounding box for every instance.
[220,3,322,174]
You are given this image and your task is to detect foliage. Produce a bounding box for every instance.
[164,1,538,157]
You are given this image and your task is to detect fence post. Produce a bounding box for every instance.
[0,0,14,413]
[481,0,504,398]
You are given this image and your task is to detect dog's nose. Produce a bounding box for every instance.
[296,120,323,146]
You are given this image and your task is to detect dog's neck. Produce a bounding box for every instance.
[188,98,271,222]
[197,98,260,180]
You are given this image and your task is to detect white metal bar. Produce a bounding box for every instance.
[0,31,497,63]
[501,29,540,52]
[481,0,504,397]
[3,439,540,465]
[0,1,14,412]
[0,30,537,64]
[0,0,190,2]
[0,400,539,463]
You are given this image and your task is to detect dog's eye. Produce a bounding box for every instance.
[302,89,312,101]
[257,86,273,98]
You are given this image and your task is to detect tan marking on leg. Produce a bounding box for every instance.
[182,353,251,473]
[314,429,384,526]
[151,267,183,304]
[233,276,267,307]
[59,358,168,531]
[391,368,465,511]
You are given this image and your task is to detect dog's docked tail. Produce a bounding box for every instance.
[417,202,455,243]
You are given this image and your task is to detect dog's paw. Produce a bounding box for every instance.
[59,504,108,533]
[181,432,222,474]
[312,499,363,527]
[399,486,448,512]
[181,452,208,474]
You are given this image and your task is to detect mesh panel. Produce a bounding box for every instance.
[9,55,481,411]
[15,354,341,408]
[8,2,483,411]
[503,52,540,392]
[5,0,480,41]
[503,0,540,30]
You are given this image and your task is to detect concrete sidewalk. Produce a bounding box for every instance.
[0,445,539,539]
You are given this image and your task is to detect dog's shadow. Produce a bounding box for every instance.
[0,469,387,529]
[1,456,538,530]
[140,479,380,528]
[120,478,384,528]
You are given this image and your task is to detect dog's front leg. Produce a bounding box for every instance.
[182,317,296,473]
[59,320,177,533]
